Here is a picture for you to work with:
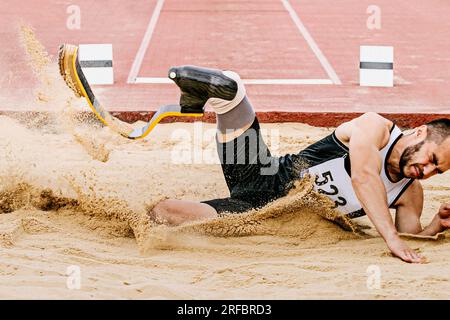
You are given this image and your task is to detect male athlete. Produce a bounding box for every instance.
[153,65,450,264]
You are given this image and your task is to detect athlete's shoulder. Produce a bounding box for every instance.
[355,112,391,125]
[335,112,393,149]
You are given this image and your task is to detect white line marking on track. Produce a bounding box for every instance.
[135,77,334,85]
[127,0,165,84]
[281,0,342,85]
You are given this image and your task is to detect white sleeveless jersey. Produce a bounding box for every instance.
[300,125,413,218]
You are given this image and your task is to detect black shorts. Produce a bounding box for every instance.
[201,117,305,214]
[202,197,255,215]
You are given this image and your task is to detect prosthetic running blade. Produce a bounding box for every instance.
[58,44,203,140]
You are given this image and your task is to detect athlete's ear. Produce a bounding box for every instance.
[415,125,428,139]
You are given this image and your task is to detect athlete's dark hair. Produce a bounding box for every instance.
[425,118,450,144]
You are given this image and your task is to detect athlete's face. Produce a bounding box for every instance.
[399,128,450,179]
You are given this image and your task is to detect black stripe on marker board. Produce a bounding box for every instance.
[79,60,113,68]
[360,62,393,70]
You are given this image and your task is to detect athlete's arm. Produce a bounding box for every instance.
[419,203,450,236]
[395,183,449,236]
[342,112,423,263]
[394,180,423,234]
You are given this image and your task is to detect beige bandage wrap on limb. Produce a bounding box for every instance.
[207,71,255,142]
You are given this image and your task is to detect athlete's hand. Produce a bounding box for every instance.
[386,236,425,263]
[438,203,450,229]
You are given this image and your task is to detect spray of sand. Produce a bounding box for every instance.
[178,175,362,237]
[18,24,110,162]
[0,175,139,239]
[136,176,367,253]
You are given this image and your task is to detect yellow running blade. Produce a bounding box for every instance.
[58,44,203,140]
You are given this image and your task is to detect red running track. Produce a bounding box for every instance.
[0,0,449,127]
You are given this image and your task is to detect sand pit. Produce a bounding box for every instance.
[0,26,449,300]
[1,114,449,299]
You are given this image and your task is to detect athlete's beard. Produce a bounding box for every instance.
[399,140,425,179]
